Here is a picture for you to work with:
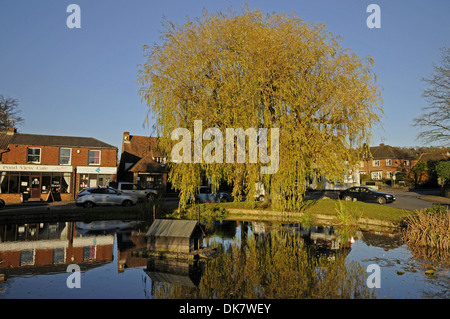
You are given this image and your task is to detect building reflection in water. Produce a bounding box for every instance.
[0,221,114,278]
[0,218,403,296]
[145,258,203,288]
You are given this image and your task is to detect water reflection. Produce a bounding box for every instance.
[1,217,448,299]
[0,220,138,278]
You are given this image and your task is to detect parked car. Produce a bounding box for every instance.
[76,187,138,208]
[106,182,158,201]
[338,186,396,204]
[193,186,232,203]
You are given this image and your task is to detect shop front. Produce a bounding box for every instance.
[76,166,117,192]
[0,164,73,202]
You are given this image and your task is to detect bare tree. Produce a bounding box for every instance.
[0,95,24,131]
[414,47,450,145]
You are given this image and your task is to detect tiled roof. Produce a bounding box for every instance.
[418,151,450,162]
[369,144,416,160]
[0,132,14,150]
[129,153,165,173]
[122,135,162,158]
[0,132,117,149]
[119,133,165,175]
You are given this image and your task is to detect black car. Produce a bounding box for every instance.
[338,186,396,204]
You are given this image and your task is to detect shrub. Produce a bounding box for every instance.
[401,205,449,263]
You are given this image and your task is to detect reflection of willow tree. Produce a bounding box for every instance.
[151,232,376,299]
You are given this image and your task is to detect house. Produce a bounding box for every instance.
[0,128,117,202]
[118,132,168,193]
[146,219,203,253]
[360,143,418,181]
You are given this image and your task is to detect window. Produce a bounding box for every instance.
[386,171,393,179]
[79,174,111,190]
[27,148,41,163]
[20,250,35,266]
[59,148,71,165]
[88,150,101,165]
[371,171,383,180]
[386,159,392,166]
[53,248,65,264]
[83,246,96,260]
[372,160,380,167]
[0,172,20,194]
[403,160,409,166]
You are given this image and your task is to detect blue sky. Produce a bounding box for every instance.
[0,0,449,151]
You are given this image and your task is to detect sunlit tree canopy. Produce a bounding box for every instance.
[138,7,383,209]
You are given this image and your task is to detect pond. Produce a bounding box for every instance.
[0,216,449,301]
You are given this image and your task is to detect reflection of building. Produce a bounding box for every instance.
[118,132,168,193]
[0,222,114,273]
[145,259,203,288]
[0,128,117,202]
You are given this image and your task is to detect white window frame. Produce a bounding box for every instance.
[372,160,380,167]
[88,150,101,165]
[386,159,392,166]
[371,171,383,180]
[403,160,409,166]
[27,147,41,164]
[59,148,72,165]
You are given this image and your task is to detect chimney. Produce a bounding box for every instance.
[6,127,16,135]
[123,132,130,144]
[379,143,385,146]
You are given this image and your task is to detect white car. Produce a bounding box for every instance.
[106,182,158,201]
[76,187,138,208]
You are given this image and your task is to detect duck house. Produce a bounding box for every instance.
[146,219,203,253]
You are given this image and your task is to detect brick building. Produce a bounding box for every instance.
[118,132,168,193]
[0,128,117,202]
[360,143,418,181]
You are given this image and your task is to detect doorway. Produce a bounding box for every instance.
[30,176,41,199]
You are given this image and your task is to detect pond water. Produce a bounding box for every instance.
[0,217,449,300]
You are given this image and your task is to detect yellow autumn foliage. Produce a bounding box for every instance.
[138,7,383,210]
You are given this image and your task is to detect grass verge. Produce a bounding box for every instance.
[212,199,410,223]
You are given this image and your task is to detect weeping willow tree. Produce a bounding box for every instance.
[138,7,383,210]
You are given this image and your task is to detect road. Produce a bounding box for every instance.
[306,187,445,211]
[383,188,436,211]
